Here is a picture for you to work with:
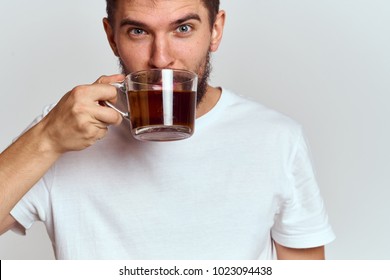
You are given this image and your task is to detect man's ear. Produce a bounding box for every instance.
[209,10,226,52]
[103,18,120,57]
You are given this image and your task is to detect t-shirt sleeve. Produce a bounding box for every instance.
[271,129,335,248]
[10,178,50,235]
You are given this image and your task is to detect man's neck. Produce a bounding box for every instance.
[196,85,222,118]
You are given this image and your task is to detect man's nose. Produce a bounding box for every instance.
[148,35,175,69]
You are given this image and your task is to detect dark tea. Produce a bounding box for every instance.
[127,89,196,141]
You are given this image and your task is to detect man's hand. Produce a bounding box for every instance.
[0,74,125,230]
[40,74,125,154]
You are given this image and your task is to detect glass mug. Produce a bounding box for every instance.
[105,69,198,142]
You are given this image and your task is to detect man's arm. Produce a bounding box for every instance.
[0,75,124,234]
[0,121,62,233]
[0,215,22,235]
[0,97,110,232]
[274,241,325,260]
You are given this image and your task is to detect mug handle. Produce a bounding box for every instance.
[103,82,129,120]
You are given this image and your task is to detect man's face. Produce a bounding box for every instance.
[104,0,219,103]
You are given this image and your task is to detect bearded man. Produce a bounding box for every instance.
[0,0,335,259]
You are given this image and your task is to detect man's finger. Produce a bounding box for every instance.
[94,74,125,85]
[92,105,123,126]
[84,83,119,103]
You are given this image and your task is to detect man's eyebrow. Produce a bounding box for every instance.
[120,18,148,29]
[172,13,202,26]
[119,13,201,29]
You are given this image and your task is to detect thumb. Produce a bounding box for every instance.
[94,74,125,85]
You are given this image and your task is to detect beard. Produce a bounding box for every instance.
[118,52,212,106]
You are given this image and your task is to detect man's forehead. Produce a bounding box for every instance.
[115,0,207,25]
[118,0,204,9]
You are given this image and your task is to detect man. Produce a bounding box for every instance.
[0,0,335,259]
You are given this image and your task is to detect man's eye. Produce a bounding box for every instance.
[129,28,146,36]
[176,24,192,33]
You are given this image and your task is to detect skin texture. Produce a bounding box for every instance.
[0,0,325,259]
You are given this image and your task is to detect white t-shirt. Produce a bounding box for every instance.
[11,88,335,259]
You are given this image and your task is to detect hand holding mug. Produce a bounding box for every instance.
[40,74,124,154]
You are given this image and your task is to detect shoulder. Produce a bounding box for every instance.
[219,88,303,137]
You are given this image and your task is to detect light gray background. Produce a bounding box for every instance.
[0,0,389,259]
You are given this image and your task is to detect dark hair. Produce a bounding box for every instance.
[106,0,220,29]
